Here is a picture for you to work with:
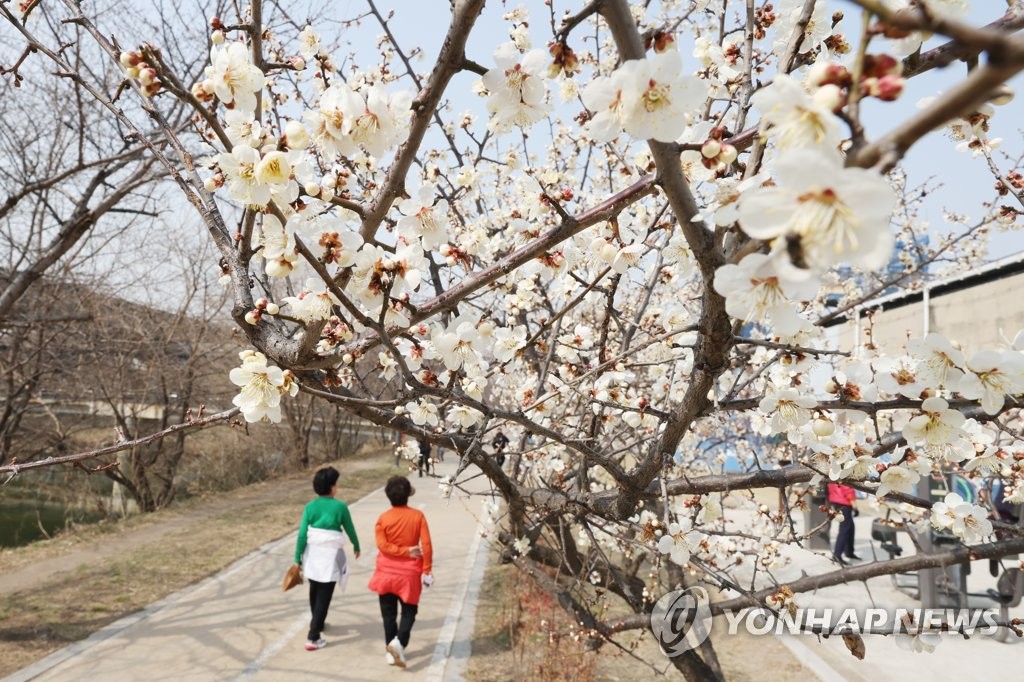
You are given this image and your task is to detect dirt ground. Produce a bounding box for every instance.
[465,557,810,682]
[0,446,398,678]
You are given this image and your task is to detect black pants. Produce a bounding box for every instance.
[308,579,336,640]
[833,504,855,558]
[379,593,418,647]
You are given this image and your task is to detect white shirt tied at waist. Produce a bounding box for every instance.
[301,526,349,589]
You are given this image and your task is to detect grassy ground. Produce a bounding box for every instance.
[465,552,811,682]
[0,445,395,677]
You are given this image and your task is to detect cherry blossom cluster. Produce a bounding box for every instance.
[119,48,164,97]
[229,350,298,423]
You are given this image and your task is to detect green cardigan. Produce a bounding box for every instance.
[295,496,360,563]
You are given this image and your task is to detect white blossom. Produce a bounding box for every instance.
[759,388,816,434]
[713,252,818,336]
[481,42,550,133]
[958,350,1024,415]
[205,41,265,112]
[907,333,966,391]
[298,25,320,59]
[397,186,450,250]
[876,465,920,498]
[931,492,993,544]
[751,74,844,151]
[738,150,896,272]
[657,520,701,565]
[229,350,295,423]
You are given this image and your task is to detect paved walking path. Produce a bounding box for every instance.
[5,459,494,682]
[758,511,1024,681]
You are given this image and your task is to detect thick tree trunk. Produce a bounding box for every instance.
[669,648,723,682]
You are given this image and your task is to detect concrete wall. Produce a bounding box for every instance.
[834,270,1024,353]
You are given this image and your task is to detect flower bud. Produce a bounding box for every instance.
[290,56,306,70]
[807,60,831,87]
[812,83,844,111]
[244,310,260,325]
[203,177,220,192]
[255,298,269,309]
[319,186,335,202]
[211,29,225,45]
[867,53,900,77]
[395,405,406,414]
[718,144,737,165]
[284,120,309,149]
[870,74,904,101]
[812,418,835,437]
[119,51,142,68]
[824,379,839,394]
[191,81,210,101]
[990,84,1015,106]
[600,242,618,263]
[701,139,722,159]
[265,303,280,315]
[303,182,320,196]
[446,256,457,266]
[127,66,140,79]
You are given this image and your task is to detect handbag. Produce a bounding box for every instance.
[282,563,303,591]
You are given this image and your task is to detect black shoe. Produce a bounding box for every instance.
[833,555,847,567]
[845,554,863,561]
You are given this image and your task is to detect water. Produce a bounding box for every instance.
[0,499,103,547]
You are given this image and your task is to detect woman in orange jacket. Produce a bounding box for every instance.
[368,476,433,668]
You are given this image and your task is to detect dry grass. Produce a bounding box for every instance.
[465,552,811,682]
[0,446,394,677]
[466,558,598,682]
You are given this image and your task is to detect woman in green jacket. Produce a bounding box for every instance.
[294,466,360,651]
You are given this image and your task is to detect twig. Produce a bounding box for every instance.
[0,408,240,475]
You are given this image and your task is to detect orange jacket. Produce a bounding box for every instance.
[374,505,433,573]
[368,506,433,605]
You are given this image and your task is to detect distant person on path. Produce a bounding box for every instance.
[294,466,361,651]
[434,427,445,462]
[417,438,432,477]
[492,430,510,467]
[368,476,434,668]
[827,482,860,564]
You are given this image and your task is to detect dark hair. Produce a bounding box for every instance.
[385,476,412,506]
[313,467,340,495]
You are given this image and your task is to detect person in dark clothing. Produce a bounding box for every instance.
[827,482,860,565]
[492,431,509,467]
[417,438,431,478]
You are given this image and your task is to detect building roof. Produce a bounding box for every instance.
[825,250,1024,324]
